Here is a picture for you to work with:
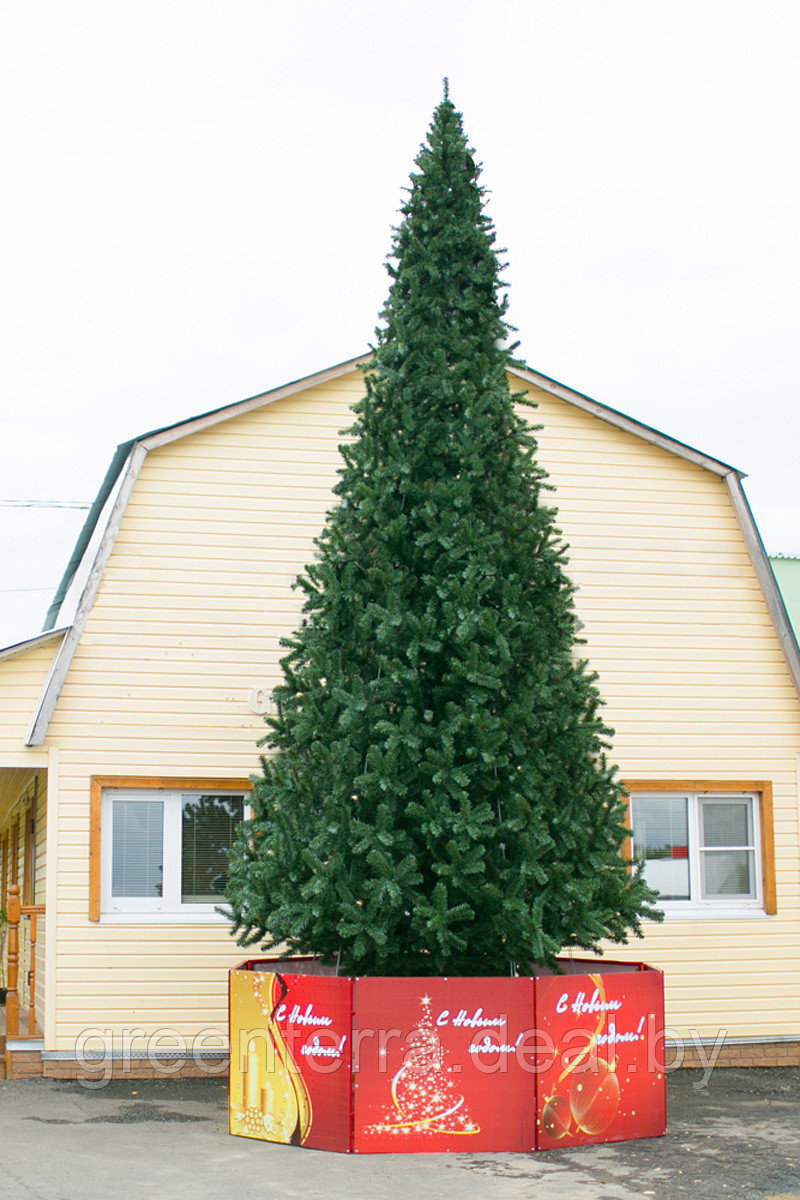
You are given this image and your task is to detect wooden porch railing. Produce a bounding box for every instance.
[4,883,45,1037]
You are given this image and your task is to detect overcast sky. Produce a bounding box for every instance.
[2,0,799,649]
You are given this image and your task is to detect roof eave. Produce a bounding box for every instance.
[41,354,373,634]
[24,355,372,746]
[508,363,743,479]
[0,627,69,666]
[724,472,800,696]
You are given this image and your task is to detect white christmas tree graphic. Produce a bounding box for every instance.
[368,995,480,1137]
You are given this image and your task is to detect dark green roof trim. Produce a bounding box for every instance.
[40,354,369,633]
[40,352,743,636]
[42,439,135,630]
[128,352,368,447]
[726,476,800,695]
[509,359,743,479]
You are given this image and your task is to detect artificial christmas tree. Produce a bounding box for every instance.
[224,85,659,976]
[226,86,666,1155]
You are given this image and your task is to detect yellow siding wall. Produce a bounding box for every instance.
[40,369,800,1050]
[0,641,58,761]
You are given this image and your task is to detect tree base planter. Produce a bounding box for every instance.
[229,958,666,1153]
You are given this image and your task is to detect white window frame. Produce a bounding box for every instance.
[100,786,247,924]
[630,790,767,920]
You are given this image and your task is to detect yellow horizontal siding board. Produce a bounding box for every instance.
[57,980,238,997]
[0,642,59,755]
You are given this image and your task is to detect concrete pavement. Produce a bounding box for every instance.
[1,1068,799,1200]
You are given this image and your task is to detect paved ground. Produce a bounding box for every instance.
[1,1068,799,1200]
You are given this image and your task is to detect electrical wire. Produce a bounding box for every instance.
[0,500,91,509]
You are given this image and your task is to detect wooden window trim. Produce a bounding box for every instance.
[89,775,253,922]
[623,779,776,916]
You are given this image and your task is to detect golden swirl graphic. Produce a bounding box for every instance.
[246,972,313,1145]
[556,974,610,1084]
[541,973,620,1140]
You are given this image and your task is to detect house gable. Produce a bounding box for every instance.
[22,356,800,746]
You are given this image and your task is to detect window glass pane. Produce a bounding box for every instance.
[181,794,244,903]
[702,802,751,848]
[112,800,164,897]
[631,796,690,901]
[701,850,754,898]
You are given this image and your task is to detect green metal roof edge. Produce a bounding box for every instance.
[40,351,742,634]
[128,352,370,447]
[40,354,369,632]
[508,358,743,478]
[42,440,136,630]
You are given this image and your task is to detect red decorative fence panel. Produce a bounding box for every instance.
[229,958,666,1154]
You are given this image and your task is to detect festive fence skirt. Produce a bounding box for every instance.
[228,958,666,1153]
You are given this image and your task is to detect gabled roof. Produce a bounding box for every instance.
[22,354,800,746]
[41,354,373,632]
[510,363,741,478]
